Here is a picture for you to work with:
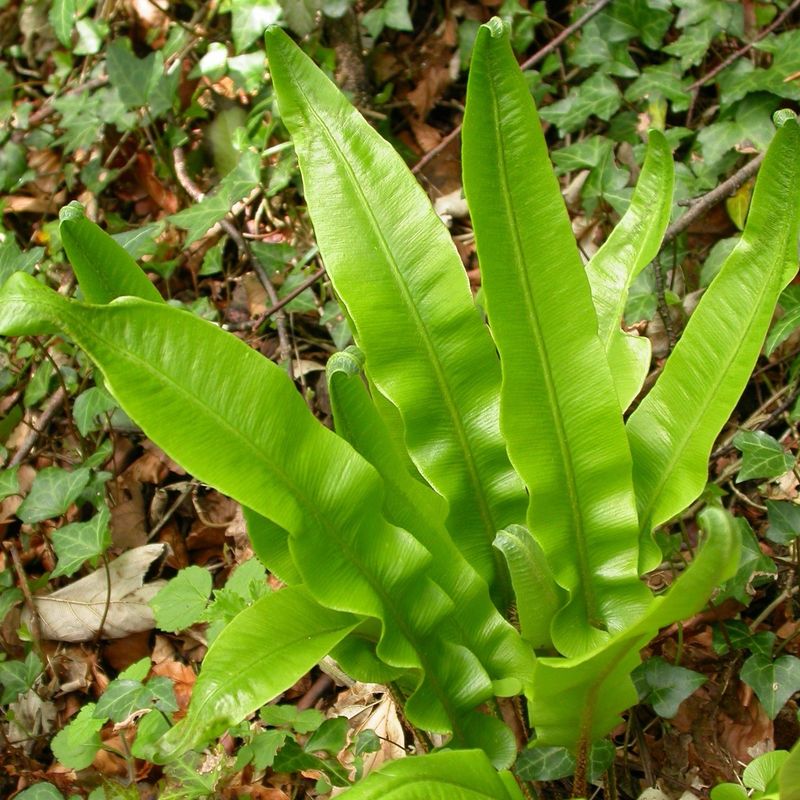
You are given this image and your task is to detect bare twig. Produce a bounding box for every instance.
[411,0,613,175]
[297,673,333,710]
[662,152,765,245]
[172,147,293,368]
[7,386,67,469]
[224,266,328,333]
[519,0,614,71]
[28,77,108,125]
[688,0,800,92]
[6,541,42,645]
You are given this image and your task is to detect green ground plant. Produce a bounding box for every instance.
[1,15,800,799]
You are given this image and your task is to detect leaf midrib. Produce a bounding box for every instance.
[482,51,600,627]
[292,80,501,563]
[59,298,471,732]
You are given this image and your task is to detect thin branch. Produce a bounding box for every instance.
[224,266,327,332]
[172,147,293,368]
[7,386,67,469]
[519,0,613,72]
[662,152,765,245]
[411,0,613,175]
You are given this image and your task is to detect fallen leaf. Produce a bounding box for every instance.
[25,544,166,641]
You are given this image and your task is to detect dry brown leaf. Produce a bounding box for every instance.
[330,685,405,792]
[24,544,166,641]
[406,66,451,118]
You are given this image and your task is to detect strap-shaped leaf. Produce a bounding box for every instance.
[493,525,564,650]
[241,505,300,585]
[627,115,800,556]
[0,275,505,758]
[154,585,358,760]
[59,203,163,305]
[462,19,649,657]
[341,749,526,800]
[585,130,673,410]
[265,27,527,591]
[327,347,533,696]
[58,211,294,606]
[529,507,739,750]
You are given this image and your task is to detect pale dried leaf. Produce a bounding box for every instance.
[25,544,166,641]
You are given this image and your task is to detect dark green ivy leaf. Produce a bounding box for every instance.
[741,652,800,719]
[733,430,795,482]
[632,656,706,718]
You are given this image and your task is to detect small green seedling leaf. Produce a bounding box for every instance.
[51,703,104,769]
[51,506,111,578]
[740,652,800,719]
[632,656,706,718]
[17,466,92,524]
[733,430,795,483]
[150,565,212,632]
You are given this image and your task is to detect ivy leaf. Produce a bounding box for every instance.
[0,651,43,703]
[766,500,800,545]
[607,0,672,49]
[718,30,800,106]
[539,72,622,135]
[149,565,212,632]
[624,60,692,112]
[717,519,776,605]
[51,703,104,769]
[733,430,795,482]
[515,746,574,781]
[632,656,706,718]
[73,386,118,436]
[740,653,800,719]
[272,738,350,787]
[0,238,43,286]
[305,716,348,755]
[698,94,779,166]
[663,18,716,68]
[17,466,92,524]
[169,150,261,245]
[51,507,111,578]
[232,0,281,53]
[106,38,162,108]
[93,679,150,723]
[145,675,178,713]
[515,740,615,782]
[0,466,19,502]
